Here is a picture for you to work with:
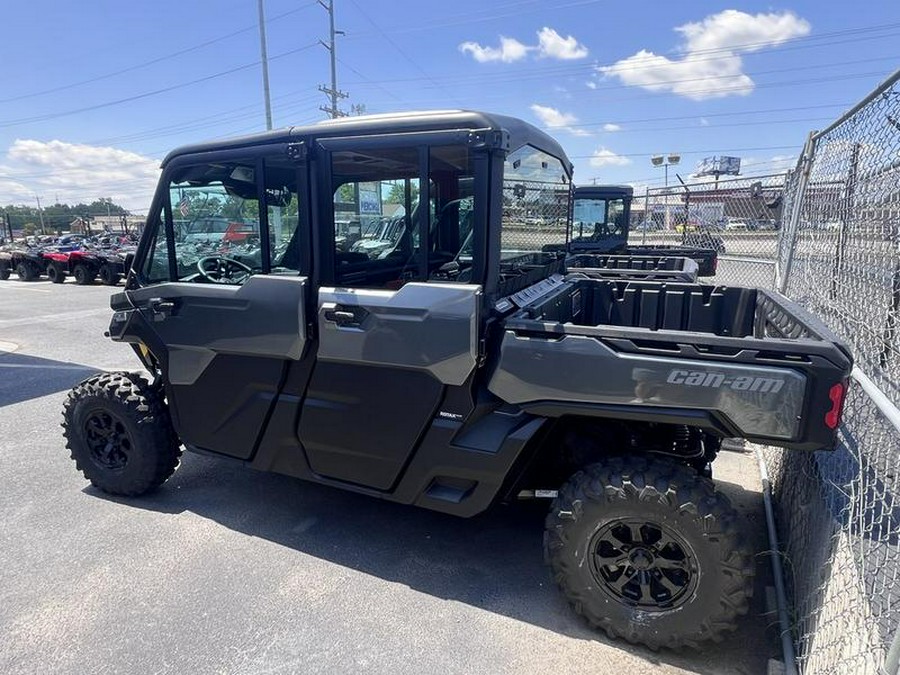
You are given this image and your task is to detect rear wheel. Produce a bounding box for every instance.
[16,262,36,281]
[99,264,121,286]
[544,456,754,650]
[73,264,95,285]
[0,266,10,280]
[47,263,66,283]
[62,372,182,496]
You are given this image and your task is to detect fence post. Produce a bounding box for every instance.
[830,142,860,300]
[885,623,900,675]
[642,186,649,245]
[777,131,817,294]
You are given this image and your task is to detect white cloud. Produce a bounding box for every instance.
[598,10,810,100]
[765,154,799,173]
[531,104,577,128]
[700,117,710,126]
[459,36,529,63]
[603,123,622,132]
[460,26,588,63]
[586,81,597,89]
[530,104,591,137]
[0,139,159,212]
[536,27,589,60]
[677,10,811,53]
[589,147,631,168]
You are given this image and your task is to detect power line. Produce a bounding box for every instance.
[346,0,457,105]
[86,91,323,146]
[0,2,319,105]
[353,67,893,112]
[0,42,320,128]
[343,49,900,93]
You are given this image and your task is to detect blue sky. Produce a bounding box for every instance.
[0,0,897,211]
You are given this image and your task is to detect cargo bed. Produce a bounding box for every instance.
[623,244,718,276]
[490,278,852,450]
[567,253,699,282]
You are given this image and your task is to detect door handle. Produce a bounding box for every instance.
[324,304,367,328]
[148,297,176,321]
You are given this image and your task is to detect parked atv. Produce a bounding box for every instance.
[61,111,852,650]
[2,246,48,281]
[66,248,133,285]
[42,251,71,284]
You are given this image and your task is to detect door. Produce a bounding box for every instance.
[128,151,311,460]
[298,139,483,490]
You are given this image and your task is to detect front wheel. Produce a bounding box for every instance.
[62,372,182,496]
[0,266,10,280]
[73,264,95,285]
[16,262,37,281]
[47,263,66,283]
[544,456,754,650]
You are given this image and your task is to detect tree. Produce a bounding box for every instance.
[385,181,418,205]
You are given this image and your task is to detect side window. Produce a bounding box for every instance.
[168,161,262,283]
[264,160,302,273]
[141,210,170,283]
[428,145,475,282]
[502,146,571,255]
[330,146,421,288]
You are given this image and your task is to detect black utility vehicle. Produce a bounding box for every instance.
[569,185,720,276]
[62,111,852,650]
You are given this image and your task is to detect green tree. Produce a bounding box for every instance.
[385,181,419,205]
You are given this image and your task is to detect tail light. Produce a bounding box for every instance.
[825,381,847,430]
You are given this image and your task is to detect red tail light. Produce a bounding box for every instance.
[825,381,847,430]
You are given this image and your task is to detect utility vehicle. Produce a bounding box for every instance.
[62,111,852,650]
[568,185,720,276]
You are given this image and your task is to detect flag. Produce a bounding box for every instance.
[178,194,190,218]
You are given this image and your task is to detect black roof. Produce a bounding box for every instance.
[574,185,634,199]
[162,109,571,172]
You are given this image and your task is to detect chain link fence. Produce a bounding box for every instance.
[635,174,786,288]
[763,68,900,675]
[501,177,572,254]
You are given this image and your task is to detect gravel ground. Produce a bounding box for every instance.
[0,277,780,675]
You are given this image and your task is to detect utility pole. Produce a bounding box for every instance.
[318,0,348,118]
[34,196,46,235]
[257,0,273,130]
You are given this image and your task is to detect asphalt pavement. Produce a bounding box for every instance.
[0,277,780,675]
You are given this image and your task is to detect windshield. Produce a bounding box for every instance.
[572,197,626,240]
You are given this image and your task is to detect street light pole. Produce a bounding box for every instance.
[651,154,680,231]
[258,0,273,130]
[34,196,46,235]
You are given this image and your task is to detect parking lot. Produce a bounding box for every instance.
[1,278,779,675]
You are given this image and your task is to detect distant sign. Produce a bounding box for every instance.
[358,182,381,215]
[696,156,741,177]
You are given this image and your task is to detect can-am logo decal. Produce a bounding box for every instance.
[666,369,785,394]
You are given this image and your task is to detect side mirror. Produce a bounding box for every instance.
[265,187,292,208]
[122,252,136,288]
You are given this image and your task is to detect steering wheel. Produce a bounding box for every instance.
[197,256,253,284]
